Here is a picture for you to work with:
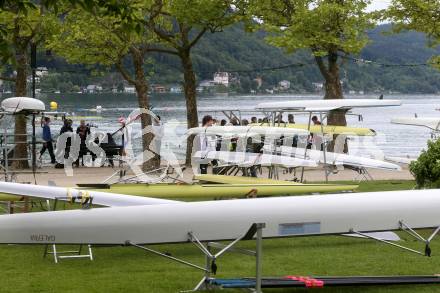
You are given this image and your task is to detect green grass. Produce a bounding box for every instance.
[3,179,439,293]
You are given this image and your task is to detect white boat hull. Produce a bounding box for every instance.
[0,181,176,207]
[0,189,438,245]
[391,117,440,131]
[269,146,401,171]
[193,150,317,168]
[256,99,401,111]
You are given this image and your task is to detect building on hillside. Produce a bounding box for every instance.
[265,89,274,94]
[152,84,166,93]
[254,77,263,89]
[124,86,136,93]
[197,80,217,92]
[35,67,48,77]
[213,72,229,87]
[86,85,103,93]
[170,85,183,93]
[312,82,324,91]
[279,80,291,90]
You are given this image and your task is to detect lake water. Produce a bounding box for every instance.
[34,93,440,159]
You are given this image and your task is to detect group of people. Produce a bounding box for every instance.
[40,117,91,166]
[197,114,262,175]
[199,113,321,128]
[197,113,323,174]
[40,114,162,167]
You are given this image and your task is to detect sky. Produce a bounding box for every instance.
[368,0,392,11]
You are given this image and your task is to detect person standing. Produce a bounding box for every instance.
[309,116,323,150]
[199,115,214,174]
[60,119,73,159]
[60,118,73,134]
[152,115,164,156]
[40,117,56,164]
[76,120,91,166]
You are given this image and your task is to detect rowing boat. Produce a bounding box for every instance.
[255,99,402,112]
[89,182,358,198]
[391,117,440,130]
[195,174,302,184]
[0,188,436,245]
[253,123,376,136]
[267,146,401,171]
[193,150,317,168]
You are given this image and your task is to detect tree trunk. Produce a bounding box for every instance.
[180,49,199,166]
[132,51,160,171]
[315,52,347,152]
[322,52,346,127]
[13,50,29,169]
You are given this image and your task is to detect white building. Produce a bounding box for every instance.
[86,85,103,93]
[199,80,216,88]
[170,85,183,93]
[279,80,291,90]
[35,67,48,77]
[312,82,324,91]
[213,72,229,87]
[124,86,136,93]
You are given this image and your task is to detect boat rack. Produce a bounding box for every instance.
[125,218,440,292]
[203,107,372,184]
[43,198,94,263]
[128,223,266,293]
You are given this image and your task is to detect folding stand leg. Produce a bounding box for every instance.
[43,199,94,263]
[43,244,59,263]
[128,223,266,292]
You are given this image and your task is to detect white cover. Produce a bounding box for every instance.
[0,189,438,244]
[1,97,45,113]
[0,181,177,207]
[256,99,402,111]
[193,150,318,168]
[267,146,401,171]
[391,117,440,130]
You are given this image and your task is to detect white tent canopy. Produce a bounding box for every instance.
[1,97,45,113]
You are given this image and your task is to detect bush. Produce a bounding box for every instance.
[410,138,440,188]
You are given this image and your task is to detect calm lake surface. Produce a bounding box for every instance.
[32,93,440,159]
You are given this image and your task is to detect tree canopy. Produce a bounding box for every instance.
[388,0,440,68]
[248,0,376,56]
[244,0,379,127]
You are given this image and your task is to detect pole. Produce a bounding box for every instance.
[31,114,36,176]
[255,223,265,293]
[300,112,312,182]
[31,43,37,185]
[320,112,328,183]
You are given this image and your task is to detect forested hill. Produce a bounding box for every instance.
[36,24,440,94]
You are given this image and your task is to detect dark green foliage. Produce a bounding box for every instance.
[20,24,440,93]
[410,139,440,188]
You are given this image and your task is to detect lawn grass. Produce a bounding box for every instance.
[2,179,439,293]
